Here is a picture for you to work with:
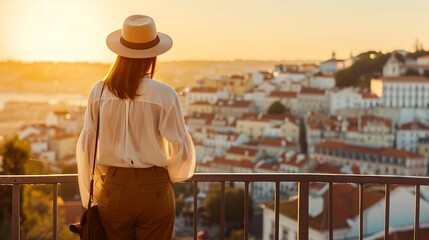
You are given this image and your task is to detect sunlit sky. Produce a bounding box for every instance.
[1,0,428,63]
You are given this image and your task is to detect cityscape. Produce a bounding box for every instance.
[1,49,429,239]
[1,1,429,239]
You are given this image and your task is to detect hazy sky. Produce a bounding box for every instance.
[1,0,428,62]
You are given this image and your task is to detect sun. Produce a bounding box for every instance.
[46,22,71,53]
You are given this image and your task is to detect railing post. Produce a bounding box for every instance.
[274,182,280,240]
[415,185,420,240]
[244,182,250,240]
[193,181,198,240]
[12,183,20,240]
[53,183,59,240]
[359,184,364,240]
[384,184,390,240]
[220,182,225,240]
[297,181,309,240]
[328,182,333,240]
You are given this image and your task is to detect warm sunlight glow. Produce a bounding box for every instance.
[1,0,428,62]
[370,79,383,97]
[47,22,70,49]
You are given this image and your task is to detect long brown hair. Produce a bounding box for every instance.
[104,56,157,99]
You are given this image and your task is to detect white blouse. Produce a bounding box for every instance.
[76,78,196,207]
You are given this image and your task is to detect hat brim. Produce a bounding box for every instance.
[106,29,173,58]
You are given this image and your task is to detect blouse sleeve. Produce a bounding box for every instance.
[159,96,196,183]
[76,88,104,208]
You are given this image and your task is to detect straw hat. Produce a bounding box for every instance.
[106,15,172,58]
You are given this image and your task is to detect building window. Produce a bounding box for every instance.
[282,228,289,240]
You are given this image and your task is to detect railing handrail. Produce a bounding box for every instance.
[1,173,429,240]
[1,173,429,185]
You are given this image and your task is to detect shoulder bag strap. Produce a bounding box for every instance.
[87,83,106,209]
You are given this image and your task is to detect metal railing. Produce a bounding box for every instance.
[1,173,429,240]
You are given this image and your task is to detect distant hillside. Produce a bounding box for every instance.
[0,60,285,97]
[335,50,429,88]
[0,61,109,97]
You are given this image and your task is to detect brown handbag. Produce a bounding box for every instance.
[70,84,107,239]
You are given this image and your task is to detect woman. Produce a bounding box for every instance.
[76,15,196,240]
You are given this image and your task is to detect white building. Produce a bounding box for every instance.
[261,185,429,240]
[313,140,426,176]
[297,87,329,116]
[244,90,269,113]
[185,86,228,105]
[396,121,429,152]
[383,54,402,77]
[193,129,249,158]
[329,87,363,114]
[258,137,298,157]
[371,76,429,108]
[417,55,429,65]
[361,92,381,108]
[319,53,348,75]
[265,90,298,114]
[310,75,336,89]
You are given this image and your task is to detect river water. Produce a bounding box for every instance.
[0,93,87,110]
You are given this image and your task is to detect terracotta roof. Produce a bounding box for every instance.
[315,140,422,158]
[309,123,323,130]
[226,145,259,156]
[314,163,342,174]
[314,163,361,174]
[204,130,239,140]
[361,115,392,129]
[260,137,297,148]
[230,74,245,80]
[53,110,69,115]
[397,121,429,131]
[262,184,385,231]
[362,92,379,99]
[300,87,325,95]
[212,157,255,169]
[189,87,219,93]
[268,91,298,98]
[190,101,212,106]
[214,99,252,108]
[401,64,429,70]
[374,227,429,240]
[51,133,77,140]
[302,63,319,67]
[377,76,429,82]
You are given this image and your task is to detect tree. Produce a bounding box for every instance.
[21,188,77,240]
[267,101,286,115]
[299,118,308,154]
[335,51,391,88]
[0,136,31,240]
[405,69,421,76]
[59,163,80,201]
[203,185,253,226]
[1,135,30,175]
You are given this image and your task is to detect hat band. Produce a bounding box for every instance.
[120,36,160,50]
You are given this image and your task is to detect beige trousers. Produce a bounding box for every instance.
[98,166,175,240]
